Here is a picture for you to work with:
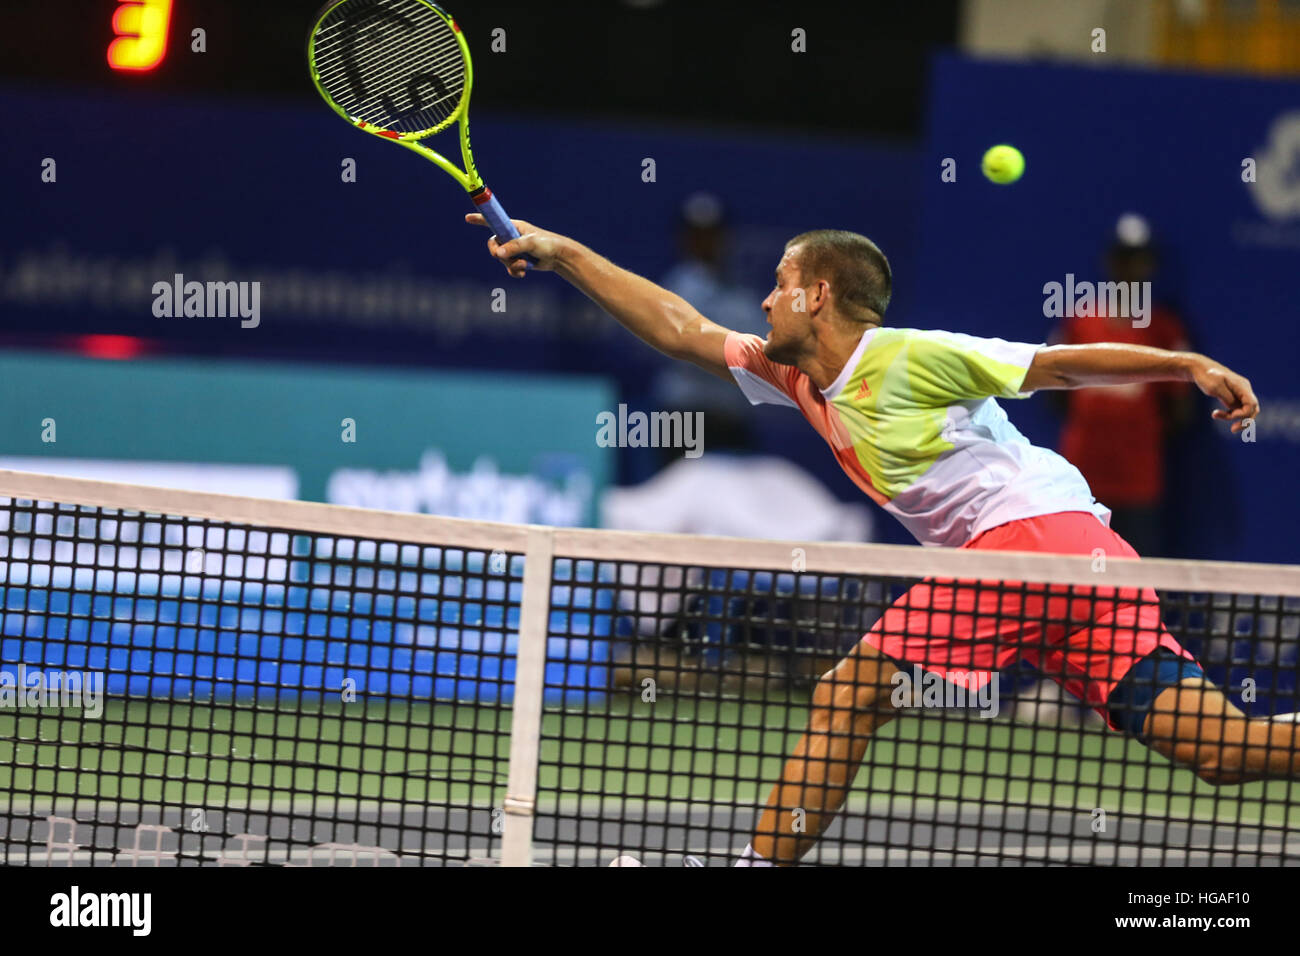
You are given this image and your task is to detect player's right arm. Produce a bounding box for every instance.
[466,213,734,381]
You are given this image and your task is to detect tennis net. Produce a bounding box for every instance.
[1,469,1299,866]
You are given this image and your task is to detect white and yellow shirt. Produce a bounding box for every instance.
[724,327,1111,547]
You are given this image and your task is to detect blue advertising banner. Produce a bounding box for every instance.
[0,86,921,515]
[0,88,919,364]
[7,72,1293,560]
[0,352,614,527]
[916,54,1300,563]
[0,354,617,706]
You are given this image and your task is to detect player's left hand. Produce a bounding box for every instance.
[465,213,566,277]
[1189,355,1259,434]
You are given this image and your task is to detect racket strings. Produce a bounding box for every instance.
[315,25,463,128]
[313,0,467,135]
[315,38,464,127]
[314,15,459,95]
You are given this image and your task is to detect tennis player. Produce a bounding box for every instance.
[469,214,1287,867]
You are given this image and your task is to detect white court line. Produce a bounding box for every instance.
[6,793,1295,827]
[9,795,1298,866]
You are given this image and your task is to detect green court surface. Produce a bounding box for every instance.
[4,696,1298,832]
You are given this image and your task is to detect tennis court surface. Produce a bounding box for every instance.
[2,469,1299,866]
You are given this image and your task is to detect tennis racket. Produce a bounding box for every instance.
[307,0,533,263]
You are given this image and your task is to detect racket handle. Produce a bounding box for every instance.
[471,186,538,268]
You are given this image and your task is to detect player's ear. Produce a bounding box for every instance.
[808,279,830,314]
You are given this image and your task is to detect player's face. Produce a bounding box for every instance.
[762,248,809,364]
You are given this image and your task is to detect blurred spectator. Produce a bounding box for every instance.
[660,191,768,336]
[600,424,873,542]
[651,192,768,420]
[601,415,876,694]
[610,194,875,694]
[1050,213,1193,557]
[1020,214,1194,729]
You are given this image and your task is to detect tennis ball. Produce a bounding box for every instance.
[981,144,1025,185]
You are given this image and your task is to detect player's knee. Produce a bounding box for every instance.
[1180,745,1247,787]
[1191,763,1239,787]
[809,661,891,720]
[809,670,848,716]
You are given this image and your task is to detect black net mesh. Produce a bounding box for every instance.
[536,561,1300,865]
[0,497,519,865]
[2,491,1299,866]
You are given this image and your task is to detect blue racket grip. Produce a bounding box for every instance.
[471,187,537,268]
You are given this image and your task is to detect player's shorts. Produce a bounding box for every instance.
[860,510,1198,732]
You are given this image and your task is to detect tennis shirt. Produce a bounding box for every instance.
[724,327,1111,548]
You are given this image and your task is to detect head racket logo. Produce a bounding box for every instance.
[330,2,457,125]
[382,73,452,122]
[336,4,417,103]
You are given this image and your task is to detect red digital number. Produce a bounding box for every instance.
[108,0,173,73]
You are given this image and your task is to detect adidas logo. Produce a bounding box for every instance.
[855,379,872,400]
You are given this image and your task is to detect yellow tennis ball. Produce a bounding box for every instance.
[981,144,1025,184]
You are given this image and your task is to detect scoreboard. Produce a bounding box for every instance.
[0,0,316,99]
[108,0,173,72]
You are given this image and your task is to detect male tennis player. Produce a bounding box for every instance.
[469,213,1288,867]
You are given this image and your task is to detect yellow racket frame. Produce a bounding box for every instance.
[307,0,483,193]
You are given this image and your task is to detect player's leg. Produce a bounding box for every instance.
[1032,514,1300,781]
[1142,677,1300,784]
[747,638,903,865]
[1066,634,1300,784]
[741,556,1022,865]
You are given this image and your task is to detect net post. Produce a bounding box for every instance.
[501,526,553,867]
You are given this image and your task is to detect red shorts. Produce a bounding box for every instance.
[861,511,1194,730]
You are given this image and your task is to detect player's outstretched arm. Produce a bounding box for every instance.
[466,213,734,381]
[1023,343,1259,433]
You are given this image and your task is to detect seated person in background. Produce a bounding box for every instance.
[1051,213,1192,558]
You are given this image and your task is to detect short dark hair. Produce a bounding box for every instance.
[785,229,891,322]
